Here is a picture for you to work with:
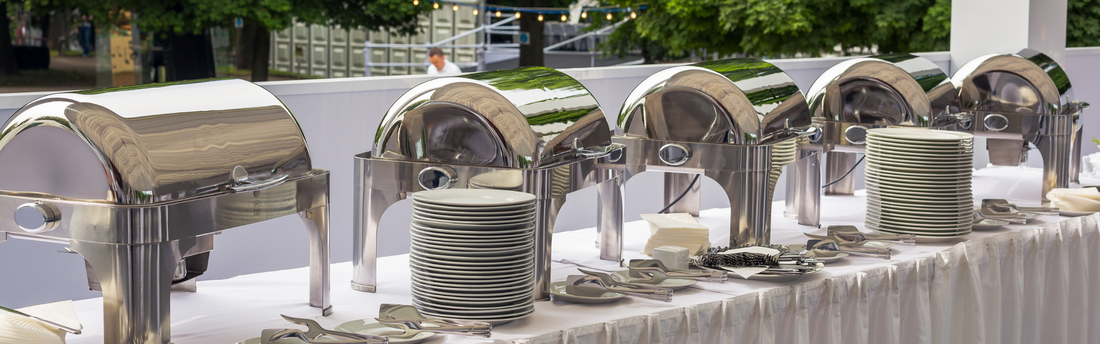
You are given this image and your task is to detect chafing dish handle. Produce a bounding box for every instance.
[229,174,290,193]
[576,143,626,159]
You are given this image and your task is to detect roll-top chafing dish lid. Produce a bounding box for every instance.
[806,57,933,126]
[0,78,312,204]
[372,66,612,168]
[951,49,1081,115]
[617,58,813,146]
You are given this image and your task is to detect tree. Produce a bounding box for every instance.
[601,0,951,59]
[1068,0,1100,47]
[0,2,18,76]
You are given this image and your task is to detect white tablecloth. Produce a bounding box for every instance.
[64,167,1100,344]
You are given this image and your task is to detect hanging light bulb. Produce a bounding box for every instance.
[515,12,520,18]
[433,2,438,9]
[412,0,418,5]
[452,4,458,11]
[581,11,587,19]
[561,14,567,21]
[473,8,478,15]
[537,14,543,21]
[496,11,501,17]
[606,13,612,20]
[631,11,636,18]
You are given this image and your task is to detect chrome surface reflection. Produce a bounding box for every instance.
[0,79,332,344]
[950,49,1089,202]
[609,58,815,247]
[355,67,625,301]
[785,54,955,227]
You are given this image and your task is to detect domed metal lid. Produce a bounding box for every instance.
[806,57,934,127]
[372,67,612,169]
[617,58,813,145]
[951,49,1074,115]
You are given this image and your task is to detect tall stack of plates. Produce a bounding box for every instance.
[770,139,797,191]
[864,128,974,241]
[409,189,537,324]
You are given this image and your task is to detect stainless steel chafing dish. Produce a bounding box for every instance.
[605,59,816,246]
[784,54,959,227]
[0,79,332,344]
[949,49,1089,202]
[353,67,624,301]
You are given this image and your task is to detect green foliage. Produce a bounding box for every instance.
[602,0,952,59]
[1068,0,1100,47]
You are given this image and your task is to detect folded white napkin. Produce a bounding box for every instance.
[0,300,80,344]
[1046,188,1100,212]
[640,213,711,256]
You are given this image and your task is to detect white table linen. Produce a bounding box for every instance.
[63,167,1100,344]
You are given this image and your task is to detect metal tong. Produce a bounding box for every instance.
[807,239,892,259]
[260,315,388,344]
[982,199,1058,216]
[826,225,915,245]
[575,268,674,302]
[628,259,728,282]
[375,304,492,338]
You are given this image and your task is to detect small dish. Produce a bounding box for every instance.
[549,281,626,304]
[335,320,437,344]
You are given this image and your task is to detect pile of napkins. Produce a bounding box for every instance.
[0,300,80,344]
[640,213,711,256]
[1047,188,1100,212]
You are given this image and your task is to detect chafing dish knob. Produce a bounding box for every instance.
[14,202,60,234]
[658,143,691,166]
[418,166,456,190]
[844,125,868,144]
[983,114,1010,132]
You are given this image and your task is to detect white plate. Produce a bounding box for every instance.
[866,137,974,148]
[413,189,535,207]
[867,212,973,224]
[609,270,697,290]
[414,298,532,313]
[864,144,975,155]
[412,200,535,212]
[410,249,532,265]
[409,259,534,275]
[413,203,535,216]
[412,288,530,304]
[865,189,972,201]
[335,320,437,344]
[867,198,973,209]
[412,293,530,306]
[419,307,534,326]
[972,218,1009,230]
[1060,210,1096,217]
[412,283,531,299]
[409,230,531,247]
[865,147,976,160]
[866,208,974,220]
[411,240,533,257]
[866,192,973,204]
[410,268,533,281]
[413,275,534,292]
[414,210,535,222]
[410,223,534,236]
[411,214,534,230]
[549,281,627,304]
[868,156,975,166]
[866,163,973,174]
[867,128,975,141]
[864,183,972,196]
[866,141,973,151]
[866,218,973,229]
[867,222,972,234]
[865,167,973,179]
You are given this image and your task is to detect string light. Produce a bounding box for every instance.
[473,9,478,15]
[496,11,501,17]
[581,11,587,19]
[515,12,520,18]
[412,0,417,5]
[561,14,567,21]
[630,11,636,18]
[606,13,612,20]
[452,4,458,11]
[433,2,438,9]
[537,14,543,21]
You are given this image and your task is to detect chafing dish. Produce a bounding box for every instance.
[606,59,816,246]
[950,49,1089,202]
[0,79,332,344]
[784,54,958,227]
[353,67,624,301]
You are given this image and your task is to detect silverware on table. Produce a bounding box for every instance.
[375,304,491,338]
[826,225,916,245]
[575,269,674,302]
[627,260,728,282]
[982,199,1059,216]
[807,239,892,260]
[260,315,388,344]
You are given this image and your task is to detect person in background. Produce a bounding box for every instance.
[427,47,461,74]
[78,15,93,57]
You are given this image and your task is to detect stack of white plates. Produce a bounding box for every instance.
[864,128,974,241]
[409,189,537,324]
[770,140,797,191]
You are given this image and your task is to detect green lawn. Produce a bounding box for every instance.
[0,69,95,87]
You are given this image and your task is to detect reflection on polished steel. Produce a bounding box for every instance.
[0,79,332,344]
[784,54,958,227]
[950,49,1088,203]
[609,59,816,247]
[353,67,625,301]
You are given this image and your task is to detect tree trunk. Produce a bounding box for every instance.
[235,20,256,70]
[251,25,270,81]
[0,5,20,76]
[517,0,546,67]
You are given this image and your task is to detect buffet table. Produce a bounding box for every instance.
[64,166,1100,344]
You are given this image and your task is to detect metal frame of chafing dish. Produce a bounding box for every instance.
[351,67,625,301]
[0,79,332,344]
[948,49,1088,203]
[605,59,817,247]
[784,54,960,227]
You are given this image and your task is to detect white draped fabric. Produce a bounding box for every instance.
[64,167,1100,344]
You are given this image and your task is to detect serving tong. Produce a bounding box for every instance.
[627,259,728,282]
[260,315,388,344]
[574,269,674,302]
[979,199,1056,223]
[806,239,891,259]
[812,225,916,245]
[375,304,492,338]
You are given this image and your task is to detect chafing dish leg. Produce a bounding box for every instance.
[824,151,858,195]
[1070,125,1083,183]
[710,169,772,246]
[663,173,700,215]
[299,206,332,316]
[1031,134,1071,203]
[533,196,565,301]
[70,240,175,344]
[597,175,624,264]
[352,187,405,293]
[785,151,821,227]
